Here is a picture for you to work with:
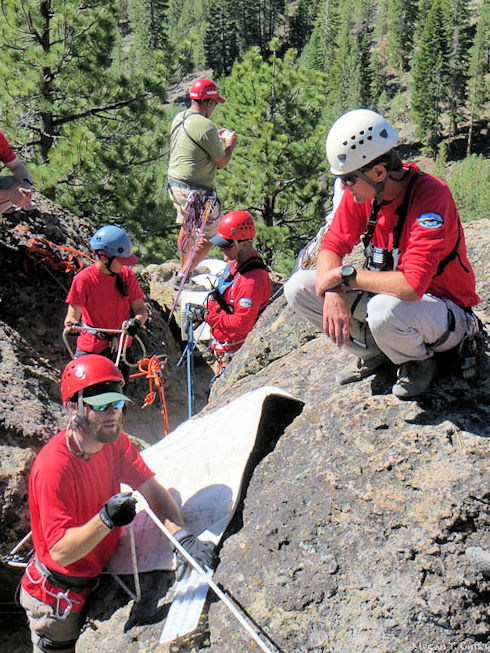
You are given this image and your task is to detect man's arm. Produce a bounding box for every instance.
[49,513,113,567]
[315,250,352,347]
[317,263,420,302]
[137,476,185,535]
[213,132,237,169]
[130,297,148,326]
[5,156,32,186]
[64,304,82,328]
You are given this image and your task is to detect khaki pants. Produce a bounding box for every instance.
[20,587,84,653]
[284,269,469,364]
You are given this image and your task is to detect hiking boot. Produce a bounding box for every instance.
[392,358,437,399]
[335,352,387,385]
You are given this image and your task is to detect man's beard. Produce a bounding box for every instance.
[82,414,123,444]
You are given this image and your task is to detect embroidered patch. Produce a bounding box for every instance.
[238,297,253,308]
[417,212,444,229]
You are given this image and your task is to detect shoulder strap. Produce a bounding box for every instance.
[434,220,469,277]
[392,171,422,250]
[170,110,211,158]
[236,256,269,275]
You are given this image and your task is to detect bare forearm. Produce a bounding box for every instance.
[316,250,343,296]
[138,477,185,535]
[65,305,82,327]
[50,514,110,567]
[351,269,419,301]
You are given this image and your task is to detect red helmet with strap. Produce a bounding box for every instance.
[217,210,256,240]
[189,78,225,103]
[61,355,124,403]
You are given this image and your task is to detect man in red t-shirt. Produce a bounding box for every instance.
[65,225,148,360]
[20,355,216,652]
[285,109,480,398]
[0,101,34,213]
[186,211,271,373]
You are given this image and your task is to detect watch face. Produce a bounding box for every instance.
[342,265,354,276]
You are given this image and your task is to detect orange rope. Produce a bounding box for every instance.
[130,356,170,436]
[14,225,95,274]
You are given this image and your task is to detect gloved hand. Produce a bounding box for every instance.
[173,528,217,578]
[123,317,142,336]
[187,304,208,328]
[99,492,137,530]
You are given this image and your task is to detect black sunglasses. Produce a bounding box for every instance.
[340,172,360,186]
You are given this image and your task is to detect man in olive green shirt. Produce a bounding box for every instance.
[168,78,237,276]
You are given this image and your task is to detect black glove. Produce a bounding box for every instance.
[99,492,137,530]
[187,304,208,328]
[123,317,142,336]
[173,528,217,578]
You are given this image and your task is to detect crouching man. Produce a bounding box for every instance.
[187,210,272,374]
[285,109,480,398]
[20,355,215,652]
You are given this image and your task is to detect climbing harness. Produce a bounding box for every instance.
[63,323,146,368]
[158,196,218,354]
[14,225,94,277]
[130,356,170,436]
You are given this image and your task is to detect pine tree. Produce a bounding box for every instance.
[0,0,169,238]
[299,0,340,74]
[443,0,472,139]
[411,0,451,153]
[466,0,490,153]
[204,0,239,76]
[214,43,330,269]
[386,0,418,72]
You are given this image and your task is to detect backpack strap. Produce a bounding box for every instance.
[170,110,212,158]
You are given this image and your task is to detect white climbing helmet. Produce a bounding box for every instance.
[326,109,399,175]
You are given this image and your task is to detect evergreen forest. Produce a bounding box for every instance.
[0,0,488,271]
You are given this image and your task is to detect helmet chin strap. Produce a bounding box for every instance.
[66,391,91,460]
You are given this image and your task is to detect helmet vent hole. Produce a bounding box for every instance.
[342,140,348,145]
[351,145,356,150]
[359,130,364,135]
[367,135,373,140]
[380,129,388,138]
[118,247,124,253]
[359,139,364,145]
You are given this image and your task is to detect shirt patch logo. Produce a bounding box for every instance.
[238,297,253,308]
[417,212,444,229]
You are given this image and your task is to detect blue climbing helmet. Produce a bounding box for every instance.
[90,225,138,265]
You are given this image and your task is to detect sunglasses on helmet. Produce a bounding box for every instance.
[85,399,125,412]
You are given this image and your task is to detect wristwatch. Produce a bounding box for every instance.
[340,265,357,286]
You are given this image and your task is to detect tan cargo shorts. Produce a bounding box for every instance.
[168,184,221,238]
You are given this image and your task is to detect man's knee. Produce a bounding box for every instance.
[366,294,401,333]
[284,270,316,309]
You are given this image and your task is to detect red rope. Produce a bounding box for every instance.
[130,356,170,436]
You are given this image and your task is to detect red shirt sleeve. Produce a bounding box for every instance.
[117,433,155,489]
[398,180,458,298]
[320,191,369,257]
[0,132,16,164]
[206,269,271,344]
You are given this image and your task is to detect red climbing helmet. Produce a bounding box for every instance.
[210,211,256,247]
[189,78,225,103]
[61,354,125,403]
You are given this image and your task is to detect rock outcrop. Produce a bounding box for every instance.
[1,200,488,652]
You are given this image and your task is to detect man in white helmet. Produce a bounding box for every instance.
[0,101,34,214]
[285,109,480,398]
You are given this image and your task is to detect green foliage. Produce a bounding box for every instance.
[214,44,330,268]
[444,0,472,135]
[411,0,451,153]
[386,0,418,72]
[433,142,448,180]
[446,155,490,222]
[467,0,490,143]
[0,0,174,252]
[299,0,340,74]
